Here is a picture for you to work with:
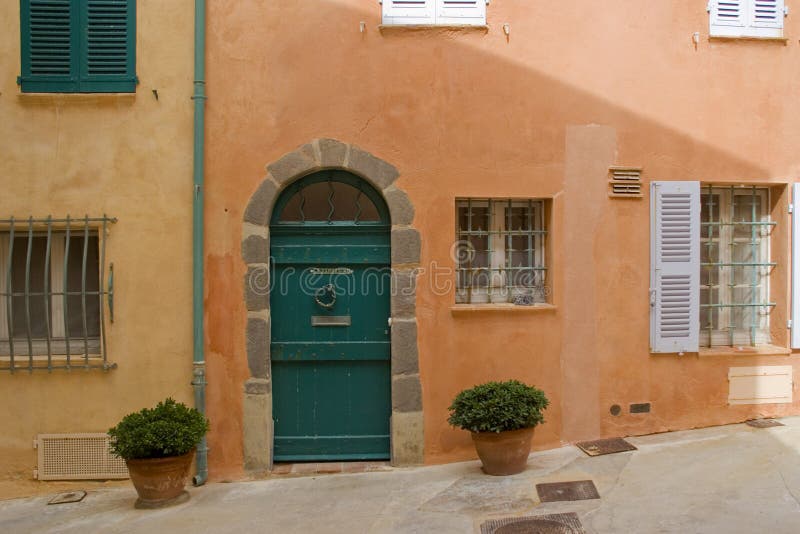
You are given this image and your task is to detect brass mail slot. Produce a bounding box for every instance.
[311,315,352,327]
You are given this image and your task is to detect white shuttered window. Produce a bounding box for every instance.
[382,0,487,26]
[709,0,786,38]
[650,181,701,353]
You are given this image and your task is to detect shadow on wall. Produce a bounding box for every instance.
[204,0,779,475]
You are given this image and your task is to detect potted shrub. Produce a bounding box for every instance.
[108,398,209,509]
[448,380,549,476]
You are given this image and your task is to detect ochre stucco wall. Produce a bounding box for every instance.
[0,1,195,478]
[204,0,800,478]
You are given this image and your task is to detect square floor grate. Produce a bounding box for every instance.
[36,433,128,481]
[745,419,784,428]
[536,480,600,503]
[576,437,637,457]
[481,512,586,534]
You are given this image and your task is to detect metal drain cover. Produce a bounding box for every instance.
[576,437,637,457]
[746,419,784,428]
[48,491,86,505]
[481,513,585,534]
[536,480,599,502]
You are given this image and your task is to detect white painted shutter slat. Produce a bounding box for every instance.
[709,0,747,36]
[435,0,486,25]
[792,183,800,349]
[382,0,435,25]
[650,181,700,353]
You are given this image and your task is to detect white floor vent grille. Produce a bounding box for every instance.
[35,433,129,480]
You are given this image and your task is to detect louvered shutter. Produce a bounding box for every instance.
[749,0,785,36]
[78,0,137,92]
[19,0,136,93]
[792,184,800,349]
[19,0,79,92]
[709,0,747,36]
[435,0,487,25]
[382,0,435,25]
[650,181,700,353]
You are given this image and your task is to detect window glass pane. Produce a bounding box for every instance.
[457,203,489,288]
[65,236,100,338]
[10,237,48,338]
[701,194,720,239]
[280,181,380,222]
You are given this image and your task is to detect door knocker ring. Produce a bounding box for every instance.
[315,284,337,309]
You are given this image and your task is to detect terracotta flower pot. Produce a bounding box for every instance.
[471,427,535,476]
[125,450,195,509]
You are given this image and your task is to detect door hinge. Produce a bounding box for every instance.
[788,319,793,329]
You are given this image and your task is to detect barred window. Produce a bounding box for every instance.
[0,217,115,372]
[700,186,774,347]
[455,199,547,305]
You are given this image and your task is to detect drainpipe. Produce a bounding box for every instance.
[191,0,208,487]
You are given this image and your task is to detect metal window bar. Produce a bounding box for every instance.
[0,216,117,373]
[456,199,548,304]
[699,186,774,347]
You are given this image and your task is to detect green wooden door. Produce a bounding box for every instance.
[270,172,391,461]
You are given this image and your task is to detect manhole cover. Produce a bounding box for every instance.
[48,491,86,505]
[576,437,637,457]
[481,513,586,534]
[536,480,599,503]
[746,419,784,428]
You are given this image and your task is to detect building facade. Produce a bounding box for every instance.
[0,0,195,479]
[204,0,800,479]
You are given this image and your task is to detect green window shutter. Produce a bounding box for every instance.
[19,0,136,93]
[19,0,79,92]
[78,0,137,92]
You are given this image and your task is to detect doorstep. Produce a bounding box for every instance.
[270,461,392,477]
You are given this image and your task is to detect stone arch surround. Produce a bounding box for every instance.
[240,139,423,472]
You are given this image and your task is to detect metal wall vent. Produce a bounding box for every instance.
[35,433,129,480]
[608,166,643,198]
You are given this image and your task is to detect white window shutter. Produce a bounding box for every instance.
[709,0,747,36]
[749,0,785,35]
[435,0,487,25]
[382,0,435,25]
[792,183,800,348]
[650,181,700,353]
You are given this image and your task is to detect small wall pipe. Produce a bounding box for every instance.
[191,0,208,487]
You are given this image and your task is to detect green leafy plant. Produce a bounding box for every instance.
[447,380,549,433]
[108,398,209,460]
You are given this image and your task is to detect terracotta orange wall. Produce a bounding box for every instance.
[204,0,800,478]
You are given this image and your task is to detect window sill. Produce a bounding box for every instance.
[450,303,556,315]
[379,24,489,34]
[17,93,136,105]
[709,35,788,44]
[697,344,791,357]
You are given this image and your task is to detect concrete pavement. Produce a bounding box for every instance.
[3,419,800,533]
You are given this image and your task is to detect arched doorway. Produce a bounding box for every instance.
[269,170,391,461]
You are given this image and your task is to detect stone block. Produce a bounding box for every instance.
[391,411,424,466]
[391,319,418,375]
[384,186,414,226]
[244,265,270,311]
[246,317,270,379]
[392,373,422,412]
[243,385,272,472]
[243,178,278,226]
[349,145,399,190]
[267,143,320,185]
[391,228,421,265]
[317,138,349,168]
[242,234,269,265]
[391,269,417,318]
